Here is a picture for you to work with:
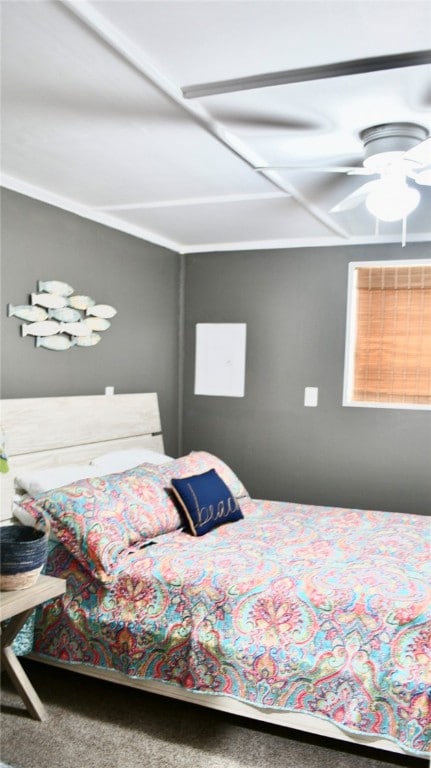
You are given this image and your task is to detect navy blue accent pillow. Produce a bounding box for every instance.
[171,469,243,537]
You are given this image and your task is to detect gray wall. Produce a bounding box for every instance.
[182,244,431,515]
[1,189,181,456]
[2,189,430,514]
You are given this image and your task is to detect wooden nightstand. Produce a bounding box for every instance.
[0,574,65,720]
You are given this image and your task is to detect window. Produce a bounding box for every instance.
[343,260,431,409]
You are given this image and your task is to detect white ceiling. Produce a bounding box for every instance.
[1,0,430,253]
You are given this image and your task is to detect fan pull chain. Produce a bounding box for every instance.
[402,216,407,248]
[374,218,379,237]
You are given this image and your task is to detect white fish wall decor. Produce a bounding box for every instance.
[86,304,117,319]
[36,336,77,351]
[22,321,60,337]
[84,317,111,332]
[38,280,74,297]
[75,333,101,347]
[31,292,68,309]
[48,308,81,323]
[59,322,90,337]
[9,281,117,350]
[68,295,96,310]
[7,304,48,322]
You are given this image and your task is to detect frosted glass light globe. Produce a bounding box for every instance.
[366,181,420,222]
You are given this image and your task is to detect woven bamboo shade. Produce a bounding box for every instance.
[353,264,431,404]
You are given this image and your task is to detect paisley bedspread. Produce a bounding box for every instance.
[34,501,430,756]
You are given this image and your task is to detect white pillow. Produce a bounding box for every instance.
[90,449,173,474]
[15,464,95,497]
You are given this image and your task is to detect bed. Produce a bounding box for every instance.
[1,393,429,760]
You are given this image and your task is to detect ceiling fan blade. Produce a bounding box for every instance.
[403,136,431,166]
[346,168,377,176]
[182,49,431,99]
[330,180,380,213]
[255,165,363,173]
[204,109,320,131]
[412,166,431,185]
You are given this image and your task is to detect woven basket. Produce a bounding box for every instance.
[0,524,49,591]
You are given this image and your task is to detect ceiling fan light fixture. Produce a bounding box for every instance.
[365,180,420,222]
[360,123,427,227]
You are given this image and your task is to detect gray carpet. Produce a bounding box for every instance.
[0,661,425,768]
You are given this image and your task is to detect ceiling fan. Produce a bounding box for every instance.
[255,123,431,222]
[182,49,431,231]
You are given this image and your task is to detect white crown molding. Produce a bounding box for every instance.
[3,173,430,256]
[1,174,181,253]
[179,231,431,254]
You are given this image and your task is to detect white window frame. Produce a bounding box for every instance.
[343,258,431,411]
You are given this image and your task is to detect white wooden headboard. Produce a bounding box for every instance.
[0,393,164,523]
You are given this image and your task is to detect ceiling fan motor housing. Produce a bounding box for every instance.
[361,123,429,171]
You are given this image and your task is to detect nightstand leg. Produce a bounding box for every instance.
[1,609,47,721]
